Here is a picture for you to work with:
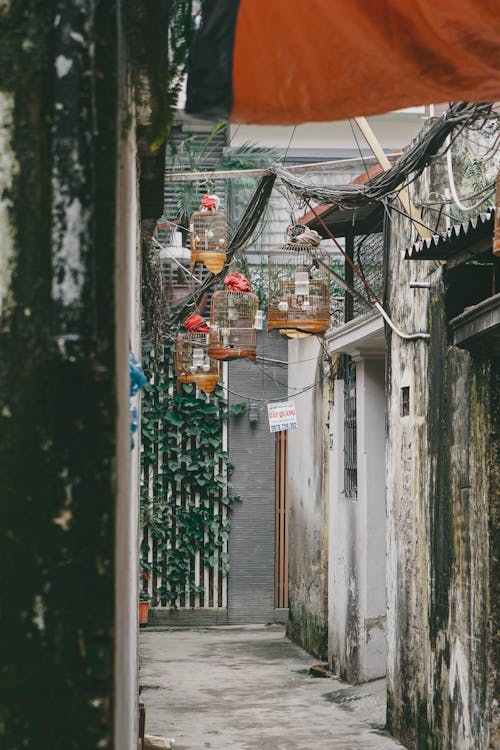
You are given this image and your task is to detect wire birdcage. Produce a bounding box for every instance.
[267,237,331,335]
[175,332,219,393]
[208,290,259,361]
[189,194,227,274]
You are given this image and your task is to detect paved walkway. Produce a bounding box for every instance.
[139,624,406,750]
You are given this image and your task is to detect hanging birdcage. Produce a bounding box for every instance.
[208,274,260,361]
[175,332,219,394]
[267,226,331,335]
[189,194,227,274]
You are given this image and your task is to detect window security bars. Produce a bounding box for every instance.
[343,361,357,499]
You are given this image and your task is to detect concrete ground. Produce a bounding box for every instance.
[139,624,406,750]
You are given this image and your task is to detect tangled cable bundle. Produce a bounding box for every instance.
[270,102,494,210]
[165,102,495,334]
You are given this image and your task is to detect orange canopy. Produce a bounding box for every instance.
[186,0,500,124]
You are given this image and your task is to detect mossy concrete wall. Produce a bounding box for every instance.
[287,337,329,660]
[0,2,160,747]
[385,167,499,749]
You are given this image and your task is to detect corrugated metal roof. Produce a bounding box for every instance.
[405,209,495,260]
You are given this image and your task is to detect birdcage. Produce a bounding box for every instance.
[189,194,227,274]
[267,228,331,335]
[175,333,219,393]
[208,279,260,361]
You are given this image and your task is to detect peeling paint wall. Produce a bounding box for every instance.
[329,356,387,684]
[488,366,500,750]
[0,2,139,747]
[0,91,18,318]
[385,165,498,749]
[287,337,329,659]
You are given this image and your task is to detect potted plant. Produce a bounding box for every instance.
[139,567,151,625]
[139,589,150,626]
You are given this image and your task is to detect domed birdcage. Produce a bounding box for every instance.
[208,274,260,361]
[189,194,227,274]
[267,226,331,335]
[175,316,219,394]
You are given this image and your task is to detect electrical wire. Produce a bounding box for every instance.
[419,202,492,229]
[459,130,500,160]
[349,119,370,177]
[380,196,442,269]
[415,182,495,206]
[282,125,297,164]
[224,365,332,403]
[269,103,493,210]
[163,103,494,353]
[383,200,443,236]
[251,359,288,388]
[198,123,242,190]
[305,199,383,305]
[225,334,336,403]
[151,236,202,284]
[445,135,497,213]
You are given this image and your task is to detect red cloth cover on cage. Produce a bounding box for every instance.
[201,194,218,211]
[184,314,210,333]
[223,273,252,293]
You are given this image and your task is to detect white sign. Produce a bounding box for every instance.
[267,400,297,433]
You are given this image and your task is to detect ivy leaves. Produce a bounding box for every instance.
[140,345,241,607]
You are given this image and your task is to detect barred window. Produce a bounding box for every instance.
[344,361,357,499]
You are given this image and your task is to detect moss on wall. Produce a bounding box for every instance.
[488,361,500,748]
[287,601,328,661]
[0,1,174,746]
[287,344,329,662]
[386,175,497,749]
[0,2,121,747]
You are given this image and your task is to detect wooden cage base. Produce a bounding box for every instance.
[207,346,256,362]
[191,251,226,275]
[267,318,330,335]
[177,372,219,393]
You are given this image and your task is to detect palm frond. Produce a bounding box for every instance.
[221,141,279,170]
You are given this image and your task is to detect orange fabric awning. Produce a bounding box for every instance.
[186,0,500,124]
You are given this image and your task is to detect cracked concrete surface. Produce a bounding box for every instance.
[139,625,406,749]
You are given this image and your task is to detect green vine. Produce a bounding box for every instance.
[140,342,243,607]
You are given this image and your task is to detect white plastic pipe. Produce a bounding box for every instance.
[375,301,430,341]
[445,136,491,213]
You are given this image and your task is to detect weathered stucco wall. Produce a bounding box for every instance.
[287,337,329,659]
[329,356,386,684]
[385,169,498,749]
[0,4,121,747]
[0,2,170,747]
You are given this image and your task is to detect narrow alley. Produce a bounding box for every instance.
[139,625,405,750]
